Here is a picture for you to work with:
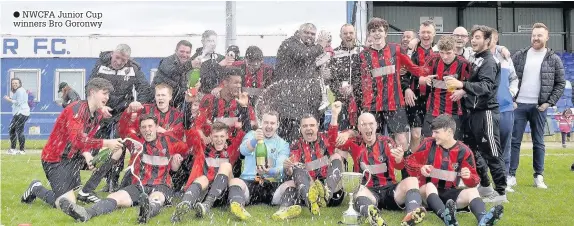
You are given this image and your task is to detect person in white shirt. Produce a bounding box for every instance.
[3,77,31,155]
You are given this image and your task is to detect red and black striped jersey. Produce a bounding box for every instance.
[359,43,430,112]
[406,137,479,189]
[41,101,104,163]
[118,103,184,141]
[231,60,274,89]
[183,129,245,191]
[339,134,404,188]
[194,94,255,134]
[289,125,338,180]
[130,134,188,188]
[424,55,471,117]
[404,43,437,96]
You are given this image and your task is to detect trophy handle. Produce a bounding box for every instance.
[362,169,372,187]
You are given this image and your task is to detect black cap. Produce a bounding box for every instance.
[58,82,68,92]
[226,45,240,56]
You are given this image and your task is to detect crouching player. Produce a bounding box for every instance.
[226,110,291,220]
[272,102,355,219]
[338,112,427,226]
[406,114,504,226]
[58,114,188,224]
[21,78,124,209]
[171,121,246,223]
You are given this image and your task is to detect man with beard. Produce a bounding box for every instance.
[58,114,187,224]
[402,21,438,163]
[152,40,200,109]
[337,112,427,226]
[445,25,507,203]
[21,78,124,210]
[226,110,291,220]
[271,102,355,220]
[406,114,504,226]
[328,24,362,131]
[509,22,565,190]
[171,121,247,222]
[231,46,274,105]
[359,18,430,157]
[87,44,154,193]
[417,35,471,140]
[273,23,331,143]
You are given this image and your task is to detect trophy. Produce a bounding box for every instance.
[340,169,371,225]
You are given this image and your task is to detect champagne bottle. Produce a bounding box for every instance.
[92,147,112,168]
[188,68,201,88]
[255,140,268,167]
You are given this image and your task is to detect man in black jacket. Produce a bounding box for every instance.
[445,25,507,203]
[152,40,198,109]
[328,24,362,130]
[509,23,565,190]
[272,23,330,142]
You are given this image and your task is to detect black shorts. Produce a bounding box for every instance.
[368,109,409,135]
[368,184,402,211]
[436,188,470,211]
[421,113,463,140]
[121,184,174,206]
[42,158,85,198]
[244,180,281,205]
[406,100,426,128]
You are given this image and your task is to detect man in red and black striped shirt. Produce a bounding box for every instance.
[402,20,438,159]
[338,112,427,226]
[171,122,246,222]
[271,102,356,220]
[406,115,504,226]
[359,17,430,153]
[231,46,274,103]
[59,114,188,224]
[21,78,124,209]
[417,35,471,140]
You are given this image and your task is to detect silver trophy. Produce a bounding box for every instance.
[340,169,371,225]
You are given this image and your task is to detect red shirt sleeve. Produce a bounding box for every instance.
[406,138,432,177]
[183,149,205,191]
[228,129,246,164]
[399,52,431,77]
[193,95,214,132]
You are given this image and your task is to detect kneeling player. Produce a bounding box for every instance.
[406,114,503,226]
[171,121,246,223]
[58,114,187,223]
[272,102,355,219]
[21,78,124,209]
[339,112,427,226]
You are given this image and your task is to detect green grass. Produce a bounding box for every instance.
[1,140,47,150]
[2,146,574,225]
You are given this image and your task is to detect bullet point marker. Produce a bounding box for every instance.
[13,11,20,18]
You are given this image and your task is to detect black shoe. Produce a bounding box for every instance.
[77,190,101,203]
[171,201,193,223]
[479,205,504,226]
[442,199,459,226]
[138,195,151,224]
[194,202,210,218]
[571,163,574,171]
[21,180,41,204]
[59,197,91,222]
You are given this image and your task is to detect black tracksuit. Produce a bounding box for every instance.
[461,50,507,195]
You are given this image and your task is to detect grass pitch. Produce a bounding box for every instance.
[1,143,573,226]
